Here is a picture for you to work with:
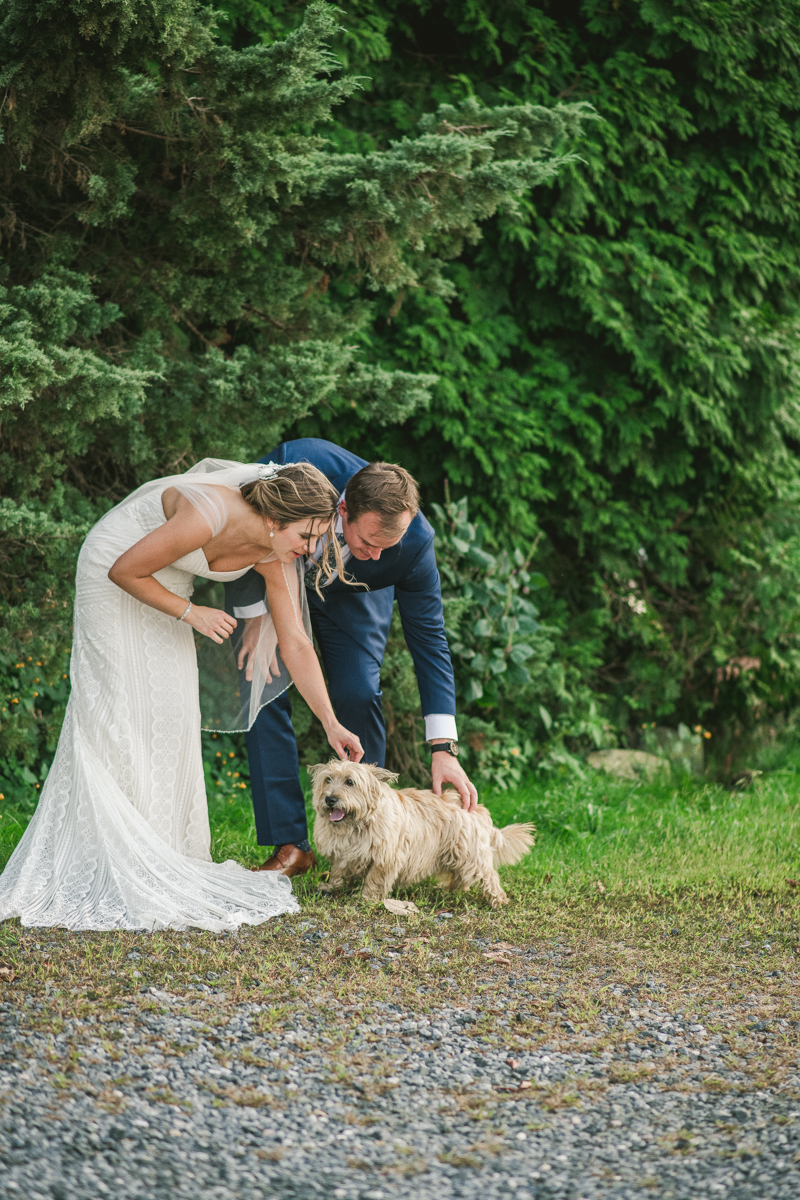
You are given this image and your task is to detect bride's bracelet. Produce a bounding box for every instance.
[177,602,193,622]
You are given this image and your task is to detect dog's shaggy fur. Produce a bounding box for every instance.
[310,759,535,909]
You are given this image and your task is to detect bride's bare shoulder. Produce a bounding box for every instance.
[161,483,250,524]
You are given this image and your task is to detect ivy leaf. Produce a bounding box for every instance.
[516,615,539,633]
[466,546,496,569]
[507,663,531,684]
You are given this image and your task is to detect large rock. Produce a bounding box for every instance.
[586,749,670,781]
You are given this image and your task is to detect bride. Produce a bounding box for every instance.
[0,458,363,932]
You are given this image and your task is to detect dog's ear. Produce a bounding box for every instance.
[367,766,399,785]
[306,763,327,782]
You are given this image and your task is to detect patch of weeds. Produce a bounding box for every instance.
[468,1136,506,1157]
[95,1087,128,1114]
[391,1156,431,1177]
[224,1085,276,1108]
[607,1064,656,1085]
[702,1076,739,1094]
[237,1047,270,1068]
[363,1078,401,1099]
[145,1087,193,1111]
[450,1093,496,1122]
[537,1087,582,1112]
[438,1149,481,1168]
[660,1129,709,1155]
[252,1006,291,1033]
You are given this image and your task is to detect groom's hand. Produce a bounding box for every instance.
[431,747,478,813]
[237,616,280,683]
[238,616,262,682]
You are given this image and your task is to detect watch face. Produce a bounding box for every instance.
[432,741,459,756]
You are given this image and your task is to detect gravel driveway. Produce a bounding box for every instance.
[2,975,799,1200]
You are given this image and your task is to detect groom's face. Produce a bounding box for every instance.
[339,500,412,561]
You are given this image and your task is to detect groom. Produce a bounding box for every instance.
[225,438,477,877]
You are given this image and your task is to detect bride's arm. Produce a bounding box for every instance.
[107,495,236,643]
[258,560,363,762]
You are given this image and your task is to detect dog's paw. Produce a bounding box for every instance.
[489,892,510,910]
[317,882,338,895]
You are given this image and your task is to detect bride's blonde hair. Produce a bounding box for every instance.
[239,462,354,596]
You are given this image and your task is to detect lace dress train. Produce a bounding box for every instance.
[0,473,299,931]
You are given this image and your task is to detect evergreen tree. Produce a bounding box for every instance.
[0,0,584,792]
[235,1,800,752]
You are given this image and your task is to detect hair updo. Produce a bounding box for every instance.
[239,462,352,595]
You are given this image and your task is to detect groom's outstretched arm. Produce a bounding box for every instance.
[395,540,478,812]
[394,541,456,724]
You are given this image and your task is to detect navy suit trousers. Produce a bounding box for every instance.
[245,603,389,847]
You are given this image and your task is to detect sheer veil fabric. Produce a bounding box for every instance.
[0,459,313,931]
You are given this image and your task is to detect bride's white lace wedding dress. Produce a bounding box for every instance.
[0,461,302,931]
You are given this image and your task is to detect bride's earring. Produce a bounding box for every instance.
[269,526,274,539]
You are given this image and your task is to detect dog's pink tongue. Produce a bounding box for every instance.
[329,808,345,822]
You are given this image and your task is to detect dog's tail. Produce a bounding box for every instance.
[491,822,536,866]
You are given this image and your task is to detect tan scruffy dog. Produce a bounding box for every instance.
[310,759,535,909]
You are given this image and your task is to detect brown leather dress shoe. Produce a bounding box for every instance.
[251,844,317,878]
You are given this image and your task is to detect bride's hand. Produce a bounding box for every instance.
[325,721,364,763]
[186,605,237,644]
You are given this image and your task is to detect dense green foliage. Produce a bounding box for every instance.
[377,495,611,787]
[5,0,800,806]
[236,0,800,763]
[0,0,584,799]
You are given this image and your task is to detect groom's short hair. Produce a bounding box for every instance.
[346,462,420,535]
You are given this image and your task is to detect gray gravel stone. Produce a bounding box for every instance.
[0,991,799,1199]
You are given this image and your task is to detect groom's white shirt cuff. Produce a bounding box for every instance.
[233,601,268,619]
[425,714,458,742]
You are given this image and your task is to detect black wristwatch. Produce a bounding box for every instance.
[431,740,459,758]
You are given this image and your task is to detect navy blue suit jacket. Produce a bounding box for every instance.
[224,439,456,720]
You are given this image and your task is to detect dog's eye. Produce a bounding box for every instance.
[344,778,354,787]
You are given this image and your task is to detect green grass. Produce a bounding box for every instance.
[488,768,800,894]
[207,762,800,900]
[4,754,800,899]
